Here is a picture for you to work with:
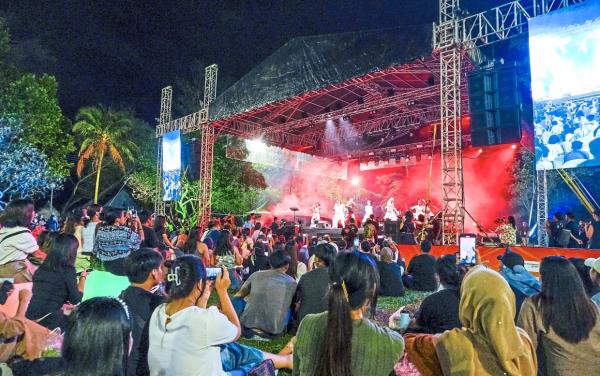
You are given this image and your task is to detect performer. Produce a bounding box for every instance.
[383,197,399,221]
[345,198,356,222]
[332,200,346,228]
[310,202,321,228]
[411,199,433,219]
[362,200,373,225]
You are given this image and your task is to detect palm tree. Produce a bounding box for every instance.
[73,105,137,204]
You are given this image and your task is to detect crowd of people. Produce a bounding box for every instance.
[534,95,600,170]
[0,198,599,375]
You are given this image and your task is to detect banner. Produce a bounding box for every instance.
[162,130,182,201]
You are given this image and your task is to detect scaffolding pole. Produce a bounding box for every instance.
[437,0,465,244]
[536,169,548,246]
[197,64,219,230]
[155,86,172,215]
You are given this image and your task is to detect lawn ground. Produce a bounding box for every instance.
[232,290,430,374]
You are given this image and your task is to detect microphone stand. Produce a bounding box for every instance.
[462,207,502,248]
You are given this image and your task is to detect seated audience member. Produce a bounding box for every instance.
[138,210,160,249]
[148,256,292,375]
[247,236,270,276]
[0,281,50,363]
[377,247,405,297]
[215,230,243,290]
[63,297,132,375]
[294,251,404,376]
[181,228,211,266]
[120,249,165,376]
[571,257,600,298]
[405,266,537,376]
[586,257,600,308]
[234,250,297,338]
[498,250,540,316]
[408,254,461,334]
[153,215,175,250]
[359,241,378,262]
[403,240,437,291]
[518,256,600,375]
[563,140,589,162]
[26,234,86,330]
[285,241,307,281]
[0,199,40,282]
[296,243,337,323]
[93,207,143,275]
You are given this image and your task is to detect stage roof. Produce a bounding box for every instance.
[206,25,471,160]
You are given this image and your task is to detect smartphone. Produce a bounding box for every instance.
[459,234,477,265]
[205,267,222,281]
[353,238,360,247]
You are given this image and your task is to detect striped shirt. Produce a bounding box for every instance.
[92,225,141,262]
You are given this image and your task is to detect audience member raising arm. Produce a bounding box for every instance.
[405,266,537,376]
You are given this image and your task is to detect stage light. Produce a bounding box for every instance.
[428,155,432,160]
[511,144,517,149]
[351,177,360,186]
[247,138,267,151]
[478,148,483,153]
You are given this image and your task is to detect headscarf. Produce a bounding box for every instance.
[435,266,537,376]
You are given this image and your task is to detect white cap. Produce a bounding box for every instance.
[584,257,600,273]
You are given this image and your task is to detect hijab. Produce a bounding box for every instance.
[435,266,537,376]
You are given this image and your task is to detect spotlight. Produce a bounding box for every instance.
[511,144,517,149]
[478,148,483,153]
[428,155,432,160]
[351,177,360,186]
[405,156,410,162]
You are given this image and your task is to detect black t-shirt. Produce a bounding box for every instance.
[407,254,437,291]
[119,286,164,376]
[296,267,330,322]
[565,220,579,248]
[141,225,160,248]
[26,265,83,330]
[415,287,461,334]
[376,261,405,297]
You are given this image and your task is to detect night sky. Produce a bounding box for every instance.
[1,0,505,123]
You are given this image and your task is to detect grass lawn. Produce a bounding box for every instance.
[230,290,430,375]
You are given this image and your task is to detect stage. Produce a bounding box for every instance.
[397,245,599,275]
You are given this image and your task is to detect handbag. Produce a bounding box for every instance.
[248,359,276,376]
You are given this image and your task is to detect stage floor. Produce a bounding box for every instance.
[397,245,599,274]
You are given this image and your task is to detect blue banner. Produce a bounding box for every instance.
[162,130,182,201]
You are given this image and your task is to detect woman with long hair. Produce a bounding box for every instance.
[62,212,86,270]
[215,230,243,290]
[62,297,132,375]
[284,241,306,281]
[148,255,292,375]
[80,208,101,254]
[26,233,86,330]
[153,215,174,250]
[518,256,600,375]
[181,228,211,266]
[294,251,404,376]
[404,265,537,376]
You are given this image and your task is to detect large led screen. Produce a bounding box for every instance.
[162,130,182,201]
[530,1,600,170]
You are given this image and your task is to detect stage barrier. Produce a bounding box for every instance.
[397,245,599,275]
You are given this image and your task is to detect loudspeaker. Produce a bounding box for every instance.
[183,138,200,180]
[384,221,399,237]
[468,64,531,146]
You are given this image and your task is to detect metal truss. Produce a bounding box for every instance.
[434,0,585,244]
[436,0,464,245]
[536,169,548,246]
[154,86,172,215]
[197,64,219,230]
